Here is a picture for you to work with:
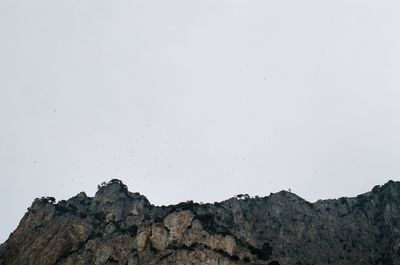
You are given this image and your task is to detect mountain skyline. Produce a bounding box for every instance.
[1,179,399,265]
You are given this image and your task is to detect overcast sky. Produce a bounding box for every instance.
[1,0,400,243]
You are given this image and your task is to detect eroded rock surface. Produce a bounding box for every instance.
[1,179,400,265]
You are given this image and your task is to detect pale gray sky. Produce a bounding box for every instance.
[1,0,400,243]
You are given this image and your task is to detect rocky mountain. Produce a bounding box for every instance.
[0,180,399,265]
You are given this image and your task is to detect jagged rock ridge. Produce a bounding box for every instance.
[1,179,400,265]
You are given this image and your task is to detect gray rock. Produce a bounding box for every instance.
[0,180,399,265]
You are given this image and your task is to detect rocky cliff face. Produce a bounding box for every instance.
[1,180,399,265]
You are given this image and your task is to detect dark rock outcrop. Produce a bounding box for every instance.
[1,179,400,265]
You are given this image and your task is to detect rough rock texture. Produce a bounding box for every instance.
[1,179,400,265]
